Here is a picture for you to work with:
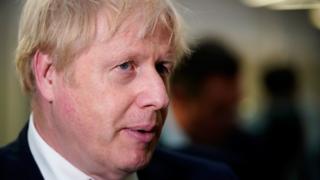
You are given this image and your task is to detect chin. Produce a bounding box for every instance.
[122,147,154,172]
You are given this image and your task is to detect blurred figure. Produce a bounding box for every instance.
[170,39,240,145]
[261,66,305,180]
[162,39,263,179]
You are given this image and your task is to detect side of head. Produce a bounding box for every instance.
[16,0,188,179]
[262,66,298,99]
[170,39,241,144]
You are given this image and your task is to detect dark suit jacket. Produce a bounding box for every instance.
[0,124,237,180]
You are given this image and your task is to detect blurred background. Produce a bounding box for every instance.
[0,0,319,179]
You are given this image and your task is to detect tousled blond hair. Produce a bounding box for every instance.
[16,0,189,94]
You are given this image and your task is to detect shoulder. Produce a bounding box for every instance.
[0,139,24,178]
[138,147,238,180]
[0,125,43,179]
[0,140,19,165]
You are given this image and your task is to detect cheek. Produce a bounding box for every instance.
[53,87,102,137]
[53,88,77,125]
[57,94,78,117]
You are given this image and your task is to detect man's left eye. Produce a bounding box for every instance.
[156,63,171,76]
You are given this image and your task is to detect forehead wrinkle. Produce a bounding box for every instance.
[94,9,111,43]
[94,4,173,43]
[92,9,173,64]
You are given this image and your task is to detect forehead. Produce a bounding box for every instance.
[95,8,173,49]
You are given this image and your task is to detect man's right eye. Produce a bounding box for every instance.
[111,61,137,82]
[117,61,135,72]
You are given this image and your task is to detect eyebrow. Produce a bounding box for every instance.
[159,51,175,64]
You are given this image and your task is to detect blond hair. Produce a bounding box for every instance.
[16,0,189,94]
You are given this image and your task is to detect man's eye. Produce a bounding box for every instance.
[118,61,134,71]
[156,63,171,76]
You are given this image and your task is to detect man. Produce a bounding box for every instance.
[261,66,305,179]
[168,39,242,146]
[162,39,265,179]
[0,0,236,180]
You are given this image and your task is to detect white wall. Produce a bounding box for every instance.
[0,1,29,145]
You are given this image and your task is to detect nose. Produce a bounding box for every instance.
[136,69,169,110]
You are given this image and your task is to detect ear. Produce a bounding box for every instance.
[32,50,56,102]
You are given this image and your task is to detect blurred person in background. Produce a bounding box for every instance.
[0,0,237,180]
[161,38,265,180]
[260,66,305,180]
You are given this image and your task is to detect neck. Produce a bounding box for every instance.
[32,99,134,180]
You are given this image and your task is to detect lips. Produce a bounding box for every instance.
[123,124,158,143]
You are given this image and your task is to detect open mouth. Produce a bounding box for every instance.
[123,127,157,143]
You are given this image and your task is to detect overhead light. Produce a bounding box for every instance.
[242,0,285,7]
[269,0,320,10]
[242,0,320,30]
[309,9,320,29]
[242,0,320,9]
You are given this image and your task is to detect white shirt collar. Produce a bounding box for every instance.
[28,114,139,180]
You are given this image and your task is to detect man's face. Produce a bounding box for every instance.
[184,76,240,144]
[50,15,173,175]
